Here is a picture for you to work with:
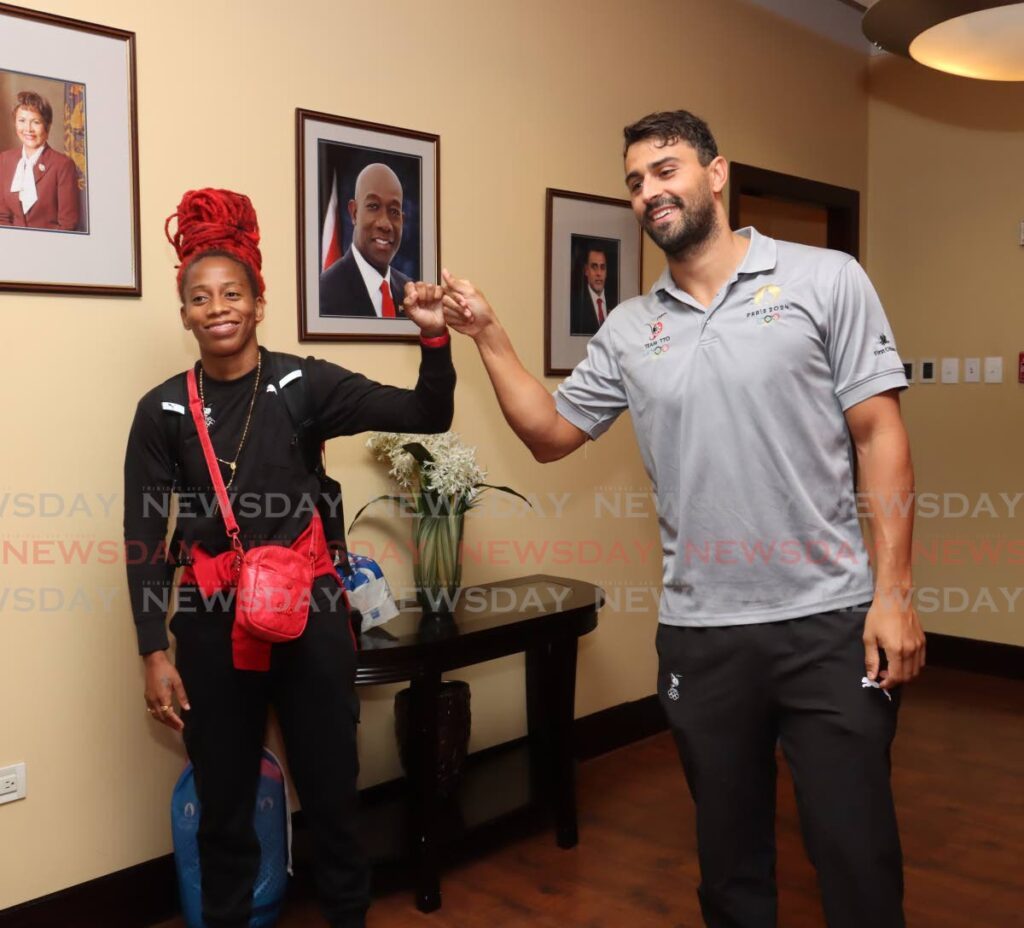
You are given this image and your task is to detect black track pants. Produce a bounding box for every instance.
[656,607,904,928]
[172,577,369,928]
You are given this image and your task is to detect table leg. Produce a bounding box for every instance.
[526,633,580,849]
[525,644,550,809]
[550,633,579,848]
[407,668,442,912]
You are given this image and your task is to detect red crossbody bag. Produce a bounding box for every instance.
[186,367,314,642]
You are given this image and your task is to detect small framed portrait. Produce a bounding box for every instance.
[545,188,642,376]
[296,108,439,342]
[0,3,140,296]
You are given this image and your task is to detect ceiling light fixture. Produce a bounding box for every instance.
[863,0,1024,80]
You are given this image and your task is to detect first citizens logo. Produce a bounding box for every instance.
[874,333,898,357]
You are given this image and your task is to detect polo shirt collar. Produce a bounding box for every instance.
[651,226,778,303]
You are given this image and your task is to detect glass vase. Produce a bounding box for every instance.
[413,505,465,615]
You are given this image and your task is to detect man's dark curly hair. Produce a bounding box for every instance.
[623,110,718,166]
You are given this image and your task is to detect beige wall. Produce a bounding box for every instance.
[0,0,869,909]
[866,56,1024,646]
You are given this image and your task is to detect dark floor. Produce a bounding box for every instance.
[153,666,1024,927]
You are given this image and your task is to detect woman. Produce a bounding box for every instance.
[124,188,454,928]
[0,90,79,230]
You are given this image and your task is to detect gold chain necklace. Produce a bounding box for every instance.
[198,351,262,490]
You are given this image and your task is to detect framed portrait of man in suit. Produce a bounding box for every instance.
[296,109,439,342]
[0,4,139,296]
[545,188,642,376]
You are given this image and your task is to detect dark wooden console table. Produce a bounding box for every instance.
[354,574,602,913]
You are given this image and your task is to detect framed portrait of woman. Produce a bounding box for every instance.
[0,3,140,296]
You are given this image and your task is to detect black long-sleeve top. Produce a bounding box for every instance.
[123,343,455,654]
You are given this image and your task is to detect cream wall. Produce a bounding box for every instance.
[866,56,1024,647]
[0,0,869,909]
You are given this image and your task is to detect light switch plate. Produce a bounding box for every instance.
[941,358,959,383]
[919,358,936,383]
[964,358,980,383]
[984,357,1003,383]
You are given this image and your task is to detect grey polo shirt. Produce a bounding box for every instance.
[554,228,907,627]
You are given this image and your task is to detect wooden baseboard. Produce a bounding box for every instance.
[575,694,667,760]
[0,857,178,928]
[925,633,1022,680]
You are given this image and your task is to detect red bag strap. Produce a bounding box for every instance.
[186,367,243,554]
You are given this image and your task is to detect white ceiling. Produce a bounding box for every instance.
[740,0,875,53]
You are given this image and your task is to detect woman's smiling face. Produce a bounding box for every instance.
[14,106,48,152]
[180,255,265,360]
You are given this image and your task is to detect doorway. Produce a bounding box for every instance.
[728,163,860,258]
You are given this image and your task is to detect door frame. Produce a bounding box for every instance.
[728,163,860,260]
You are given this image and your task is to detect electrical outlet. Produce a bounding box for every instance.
[941,358,959,384]
[964,358,980,383]
[984,357,1003,383]
[0,763,26,805]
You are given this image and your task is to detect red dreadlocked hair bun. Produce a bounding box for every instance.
[164,188,265,297]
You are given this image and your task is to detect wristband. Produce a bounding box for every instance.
[419,331,450,348]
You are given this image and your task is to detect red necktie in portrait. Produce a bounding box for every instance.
[380,280,397,318]
[597,297,605,323]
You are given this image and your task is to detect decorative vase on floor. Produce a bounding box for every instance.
[394,680,472,799]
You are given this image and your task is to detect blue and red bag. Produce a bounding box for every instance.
[171,748,292,928]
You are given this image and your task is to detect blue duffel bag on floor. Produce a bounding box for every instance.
[171,747,292,928]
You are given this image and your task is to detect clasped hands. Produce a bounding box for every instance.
[402,269,492,339]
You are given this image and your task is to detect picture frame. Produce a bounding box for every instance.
[0,3,140,296]
[296,108,440,342]
[545,188,642,376]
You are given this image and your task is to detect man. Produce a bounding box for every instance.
[441,110,924,928]
[570,244,615,335]
[319,162,411,318]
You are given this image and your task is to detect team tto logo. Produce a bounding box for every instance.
[641,316,670,360]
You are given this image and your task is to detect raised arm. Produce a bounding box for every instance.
[440,271,587,463]
[308,282,455,438]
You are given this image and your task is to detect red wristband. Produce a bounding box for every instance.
[419,331,450,348]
